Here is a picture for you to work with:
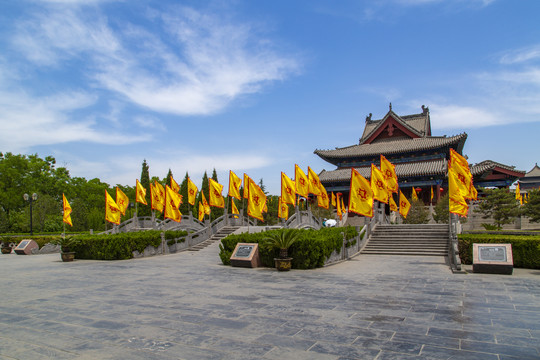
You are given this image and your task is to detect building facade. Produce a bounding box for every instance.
[315,105,524,205]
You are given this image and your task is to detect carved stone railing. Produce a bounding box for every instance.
[285,207,322,229]
[448,213,462,272]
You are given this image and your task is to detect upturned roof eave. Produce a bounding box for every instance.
[314,133,467,162]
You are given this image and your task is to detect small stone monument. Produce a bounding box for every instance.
[14,239,39,255]
[473,243,513,275]
[230,243,261,268]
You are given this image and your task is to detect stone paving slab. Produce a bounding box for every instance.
[1,244,539,359]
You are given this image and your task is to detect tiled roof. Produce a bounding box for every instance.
[360,111,429,143]
[315,133,467,162]
[470,160,525,177]
[319,159,448,182]
[523,163,540,178]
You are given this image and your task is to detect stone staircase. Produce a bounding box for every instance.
[361,224,448,256]
[188,226,239,251]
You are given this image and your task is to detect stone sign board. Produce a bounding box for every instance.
[230,243,261,268]
[473,243,513,275]
[14,239,39,255]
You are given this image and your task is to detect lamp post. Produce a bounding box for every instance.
[23,193,38,236]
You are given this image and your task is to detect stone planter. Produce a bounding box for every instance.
[274,258,292,271]
[61,252,75,262]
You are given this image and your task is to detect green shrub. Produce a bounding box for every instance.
[69,230,173,260]
[219,227,360,269]
[458,234,540,269]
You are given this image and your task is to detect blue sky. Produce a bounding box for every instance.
[1,0,539,195]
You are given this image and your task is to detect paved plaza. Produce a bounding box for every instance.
[1,242,539,360]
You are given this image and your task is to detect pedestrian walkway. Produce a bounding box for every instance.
[0,243,539,359]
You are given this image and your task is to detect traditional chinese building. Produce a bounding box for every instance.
[315,105,524,205]
[518,163,540,191]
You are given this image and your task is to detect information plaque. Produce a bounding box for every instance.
[473,243,513,275]
[14,239,39,255]
[230,243,261,268]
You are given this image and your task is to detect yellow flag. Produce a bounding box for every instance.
[187,177,198,206]
[164,185,183,222]
[341,196,346,212]
[389,195,398,212]
[278,196,289,220]
[228,171,242,200]
[62,193,73,227]
[448,168,468,217]
[243,173,250,199]
[281,172,296,205]
[399,191,411,219]
[105,190,121,225]
[295,164,309,198]
[201,191,211,215]
[471,185,478,201]
[116,187,129,216]
[331,192,336,207]
[380,155,398,193]
[231,199,239,218]
[136,179,147,205]
[524,193,528,204]
[349,168,374,217]
[151,182,165,213]
[515,183,522,204]
[371,164,389,204]
[449,149,473,199]
[431,186,434,202]
[411,187,418,201]
[209,178,225,208]
[247,178,266,222]
[170,175,180,193]
[198,201,205,222]
[318,182,329,209]
[336,193,342,220]
[308,166,322,196]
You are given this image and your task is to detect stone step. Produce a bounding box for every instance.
[362,224,448,257]
[369,238,448,244]
[365,243,448,249]
[362,250,448,256]
[188,226,239,251]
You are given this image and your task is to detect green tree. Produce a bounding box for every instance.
[179,172,190,216]
[404,199,429,224]
[138,160,151,216]
[193,171,209,219]
[211,168,224,221]
[523,189,540,223]
[474,188,520,230]
[433,192,450,224]
[165,169,173,190]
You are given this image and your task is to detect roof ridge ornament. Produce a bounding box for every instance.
[365,113,372,122]
[389,102,392,111]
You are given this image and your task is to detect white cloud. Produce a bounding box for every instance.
[133,116,166,131]
[429,104,501,129]
[0,88,150,153]
[499,44,540,64]
[13,5,300,116]
[65,152,274,188]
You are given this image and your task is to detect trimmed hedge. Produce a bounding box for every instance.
[458,234,540,269]
[219,227,360,269]
[69,230,188,260]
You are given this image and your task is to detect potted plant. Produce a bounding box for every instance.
[51,236,79,262]
[1,240,13,254]
[262,229,300,271]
